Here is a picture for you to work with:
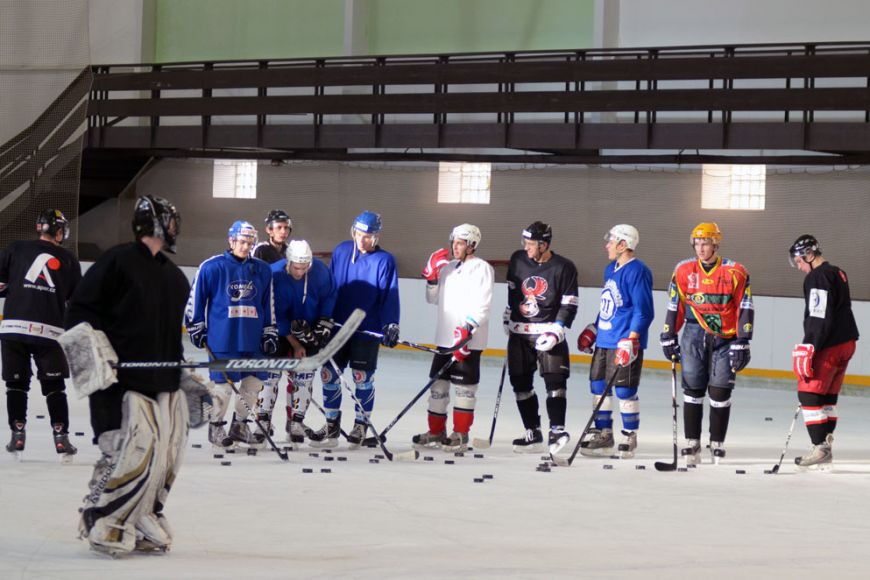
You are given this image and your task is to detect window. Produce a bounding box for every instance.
[701,164,765,210]
[213,160,257,199]
[437,162,491,204]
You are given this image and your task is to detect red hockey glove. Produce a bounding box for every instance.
[421,248,450,282]
[614,337,640,367]
[451,324,473,362]
[792,343,815,382]
[577,323,597,354]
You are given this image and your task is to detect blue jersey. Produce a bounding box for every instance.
[271,258,337,336]
[595,258,655,349]
[329,240,400,333]
[185,251,275,353]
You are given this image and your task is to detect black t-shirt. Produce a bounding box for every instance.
[506,250,579,328]
[253,242,286,264]
[802,262,859,350]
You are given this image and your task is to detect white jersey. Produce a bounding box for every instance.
[426,254,494,350]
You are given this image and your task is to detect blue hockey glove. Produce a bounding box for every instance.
[381,323,400,348]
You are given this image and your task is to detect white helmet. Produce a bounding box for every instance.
[286,239,313,265]
[605,224,639,251]
[450,223,481,250]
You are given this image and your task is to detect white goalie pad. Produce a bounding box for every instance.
[179,370,214,429]
[58,322,118,398]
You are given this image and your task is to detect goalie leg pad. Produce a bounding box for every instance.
[179,370,213,429]
[209,382,232,422]
[80,391,160,556]
[427,379,451,415]
[235,376,263,417]
[57,323,118,398]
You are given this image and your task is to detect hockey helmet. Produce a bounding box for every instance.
[605,224,639,251]
[286,239,313,265]
[36,209,70,241]
[788,234,821,267]
[522,221,553,244]
[689,222,722,246]
[352,211,382,235]
[450,223,482,250]
[132,196,180,253]
[265,209,292,230]
[228,220,258,245]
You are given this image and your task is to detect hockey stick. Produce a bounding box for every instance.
[114,309,365,373]
[334,323,471,355]
[205,344,289,462]
[552,365,622,467]
[471,356,507,450]
[765,404,802,475]
[654,358,680,472]
[328,356,418,462]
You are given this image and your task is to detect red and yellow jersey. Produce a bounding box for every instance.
[663,256,754,339]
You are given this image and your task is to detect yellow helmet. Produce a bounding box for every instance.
[689,222,722,245]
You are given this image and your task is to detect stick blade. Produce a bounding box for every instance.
[654,461,677,472]
[471,438,491,449]
[393,449,420,462]
[551,456,571,467]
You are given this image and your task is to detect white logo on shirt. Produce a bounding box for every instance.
[808,288,827,319]
[23,253,60,293]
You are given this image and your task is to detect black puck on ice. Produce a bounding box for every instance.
[323,449,333,454]
[687,464,697,469]
[603,464,614,470]
[473,478,484,483]
[423,456,434,461]
[677,467,688,472]
[540,455,550,461]
[302,468,313,473]
[474,453,484,459]
[374,454,385,459]
[321,468,332,474]
[36,415,45,419]
[369,458,379,464]
[765,417,773,421]
[192,443,202,449]
[536,466,551,472]
[226,448,236,454]
[213,453,224,459]
[735,469,746,474]
[482,474,494,479]
[309,452,319,457]
[324,456,335,461]
[220,461,231,466]
[246,448,257,456]
[454,452,465,457]
[763,469,773,474]
[609,455,621,460]
[635,465,646,470]
[74,432,85,436]
[337,456,347,462]
[444,460,455,465]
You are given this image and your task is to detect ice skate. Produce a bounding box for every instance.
[53,425,78,464]
[286,417,307,445]
[548,428,570,456]
[512,428,543,453]
[6,421,25,460]
[442,431,469,453]
[710,440,726,465]
[345,421,368,450]
[250,413,272,449]
[579,428,614,457]
[795,434,833,471]
[412,430,445,449]
[618,430,637,459]
[681,438,701,465]
[208,421,231,449]
[309,412,340,449]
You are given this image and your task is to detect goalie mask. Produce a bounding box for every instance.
[132,196,181,254]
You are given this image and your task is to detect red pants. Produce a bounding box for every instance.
[797,340,856,396]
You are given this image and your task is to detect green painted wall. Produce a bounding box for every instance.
[368,0,595,55]
[154,0,346,62]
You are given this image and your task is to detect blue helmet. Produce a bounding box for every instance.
[228,220,258,245]
[352,211,382,234]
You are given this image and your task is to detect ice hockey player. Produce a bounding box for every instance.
[412,224,494,452]
[64,195,197,555]
[575,224,654,459]
[504,221,579,454]
[1,209,81,460]
[788,235,859,471]
[253,209,292,263]
[265,239,337,445]
[185,220,278,448]
[660,222,753,465]
[309,211,400,448]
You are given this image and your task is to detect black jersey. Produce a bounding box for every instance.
[0,239,81,344]
[802,262,859,350]
[65,241,190,394]
[253,241,287,264]
[506,249,579,328]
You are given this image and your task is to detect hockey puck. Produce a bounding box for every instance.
[337,456,347,462]
[536,466,551,472]
[423,456,434,461]
[192,443,202,449]
[635,465,646,470]
[603,464,614,470]
[36,415,45,419]
[213,454,224,459]
[445,460,455,465]
[609,455,621,460]
[369,458,379,464]
[454,452,465,457]
[302,468,313,473]
[324,456,335,461]
[482,474,494,479]
[763,469,773,474]
[473,478,484,483]
[321,468,332,474]
[474,453,484,459]
[540,455,550,461]
[677,467,688,472]
[765,417,773,421]
[687,464,697,469]
[220,461,232,466]
[323,449,332,453]
[226,448,236,454]
[246,448,258,456]
[735,469,746,474]
[309,452,319,457]
[374,454,385,459]
[74,432,85,436]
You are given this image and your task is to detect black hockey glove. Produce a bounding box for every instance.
[291,319,319,353]
[381,323,400,348]
[312,317,335,347]
[261,325,280,355]
[660,332,681,362]
[729,338,751,372]
[188,322,207,349]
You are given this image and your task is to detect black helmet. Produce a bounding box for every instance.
[522,221,553,244]
[265,209,292,229]
[788,234,820,267]
[132,195,181,254]
[36,209,70,240]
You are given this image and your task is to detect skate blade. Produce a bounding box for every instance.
[59,453,76,465]
[412,441,442,451]
[618,450,636,460]
[579,447,614,458]
[308,439,339,449]
[471,438,491,449]
[512,443,544,454]
[798,462,833,472]
[8,450,24,462]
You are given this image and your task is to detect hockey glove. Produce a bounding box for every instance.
[614,337,640,367]
[452,323,474,363]
[382,323,400,348]
[792,343,815,382]
[313,317,335,347]
[535,323,566,352]
[660,332,681,362]
[577,323,597,354]
[291,319,318,352]
[729,338,751,372]
[187,321,207,349]
[422,248,450,283]
[502,307,511,336]
[261,325,280,355]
